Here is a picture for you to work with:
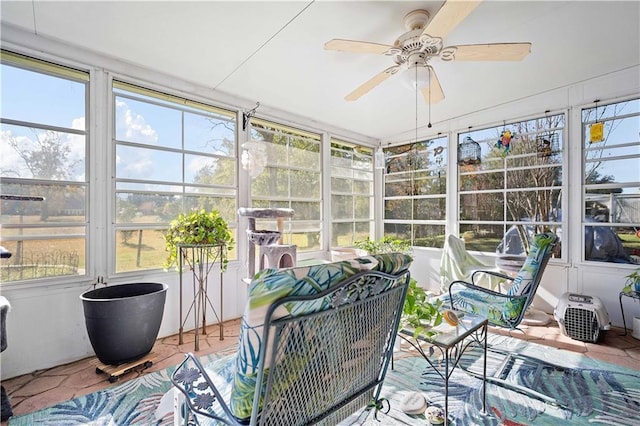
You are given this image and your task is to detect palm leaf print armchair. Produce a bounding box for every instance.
[448,232,558,329]
[171,252,412,426]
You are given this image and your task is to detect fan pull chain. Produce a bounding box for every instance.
[415,65,418,143]
[428,67,432,128]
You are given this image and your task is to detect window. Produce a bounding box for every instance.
[457,114,564,255]
[1,50,89,283]
[330,139,374,247]
[582,98,640,264]
[113,81,237,273]
[249,119,322,251]
[383,136,448,248]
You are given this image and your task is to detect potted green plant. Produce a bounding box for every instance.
[622,268,640,294]
[354,237,442,335]
[163,209,235,271]
[401,279,443,338]
[354,236,412,256]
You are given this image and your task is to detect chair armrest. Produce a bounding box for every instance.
[471,269,513,293]
[449,279,511,301]
[170,353,238,426]
[470,269,513,284]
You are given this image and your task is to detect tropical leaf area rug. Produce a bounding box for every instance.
[9,335,640,425]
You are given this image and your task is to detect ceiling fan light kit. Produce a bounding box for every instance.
[325,0,531,104]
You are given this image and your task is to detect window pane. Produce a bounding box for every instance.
[184,111,235,156]
[460,193,504,221]
[586,155,640,187]
[354,222,373,242]
[290,170,320,198]
[1,53,89,283]
[1,124,86,181]
[413,224,445,248]
[385,173,413,196]
[506,189,561,222]
[332,195,353,220]
[332,222,353,247]
[331,176,351,193]
[115,96,181,148]
[115,228,171,273]
[185,196,236,222]
[1,182,86,224]
[0,235,85,281]
[458,113,565,253]
[582,99,639,263]
[354,196,372,219]
[353,180,372,195]
[585,225,640,262]
[383,223,411,241]
[250,120,322,253]
[385,199,412,220]
[113,82,237,272]
[185,154,235,187]
[460,171,504,191]
[0,62,86,129]
[116,145,183,182]
[459,224,506,252]
[383,136,447,247]
[290,201,320,221]
[414,198,446,220]
[330,140,374,248]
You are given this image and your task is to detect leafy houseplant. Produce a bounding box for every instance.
[353,236,442,336]
[402,279,443,338]
[354,236,411,256]
[164,209,235,271]
[622,268,640,294]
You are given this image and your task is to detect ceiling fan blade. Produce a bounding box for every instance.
[449,43,531,61]
[422,0,483,40]
[324,39,394,54]
[421,67,445,104]
[345,66,400,101]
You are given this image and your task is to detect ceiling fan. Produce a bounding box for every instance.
[324,0,531,104]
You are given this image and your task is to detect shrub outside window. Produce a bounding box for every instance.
[457,114,565,256]
[113,81,237,273]
[383,136,448,248]
[1,51,88,283]
[582,98,640,264]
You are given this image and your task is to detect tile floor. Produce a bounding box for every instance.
[1,316,639,424]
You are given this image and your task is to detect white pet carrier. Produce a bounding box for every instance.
[554,293,611,343]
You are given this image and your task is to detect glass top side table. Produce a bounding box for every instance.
[398,311,488,425]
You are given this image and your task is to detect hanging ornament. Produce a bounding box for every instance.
[495,129,514,156]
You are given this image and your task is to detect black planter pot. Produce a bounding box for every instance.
[80,282,168,365]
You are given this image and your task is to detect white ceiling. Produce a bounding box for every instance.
[1,1,639,142]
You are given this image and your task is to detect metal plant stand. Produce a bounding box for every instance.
[178,244,226,351]
[619,290,640,336]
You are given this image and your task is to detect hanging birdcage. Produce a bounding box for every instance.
[457,136,481,165]
[536,133,560,157]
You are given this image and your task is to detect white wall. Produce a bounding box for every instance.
[0,265,247,379]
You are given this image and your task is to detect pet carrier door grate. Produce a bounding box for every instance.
[554,293,611,343]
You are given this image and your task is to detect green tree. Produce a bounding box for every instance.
[3,129,81,220]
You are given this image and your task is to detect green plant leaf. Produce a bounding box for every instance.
[163,209,235,272]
